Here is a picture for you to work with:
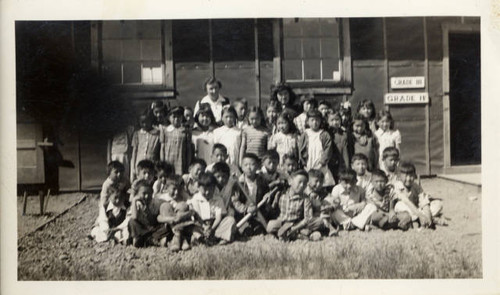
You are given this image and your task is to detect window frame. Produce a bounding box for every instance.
[276,18,352,95]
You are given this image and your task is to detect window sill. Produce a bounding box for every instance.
[288,83,352,95]
[114,85,176,99]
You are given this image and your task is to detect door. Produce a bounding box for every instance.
[443,24,481,169]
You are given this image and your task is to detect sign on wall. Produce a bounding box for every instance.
[390,76,425,89]
[385,93,429,104]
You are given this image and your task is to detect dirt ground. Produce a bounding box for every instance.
[17,178,482,280]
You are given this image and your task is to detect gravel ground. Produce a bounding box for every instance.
[17,178,482,280]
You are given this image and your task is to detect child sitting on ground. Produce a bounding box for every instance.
[90,185,129,243]
[182,158,207,197]
[351,153,373,192]
[392,162,445,229]
[211,161,237,214]
[380,147,400,184]
[206,143,241,178]
[366,170,411,230]
[231,153,271,236]
[156,177,195,251]
[259,150,286,190]
[128,180,163,247]
[189,172,237,245]
[304,169,338,239]
[152,161,175,198]
[99,161,131,210]
[325,169,376,231]
[266,170,313,241]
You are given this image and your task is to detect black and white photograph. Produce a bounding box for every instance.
[2,0,500,293]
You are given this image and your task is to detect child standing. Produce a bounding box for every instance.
[266,170,312,241]
[192,103,217,164]
[130,112,160,182]
[298,110,335,187]
[160,106,193,175]
[265,100,281,135]
[380,147,400,184]
[231,153,271,236]
[326,111,350,181]
[325,169,376,231]
[182,158,207,197]
[184,107,195,130]
[317,100,332,119]
[393,162,445,229]
[240,106,269,163]
[233,97,249,129]
[374,110,402,169]
[366,170,411,230]
[213,107,242,168]
[189,172,237,245]
[268,112,299,168]
[270,82,299,118]
[357,99,378,135]
[348,114,379,171]
[294,95,317,134]
[351,153,373,192]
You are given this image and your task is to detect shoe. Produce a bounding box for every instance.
[218,239,230,245]
[170,235,181,252]
[181,238,191,251]
[328,227,339,237]
[309,231,322,241]
[364,225,371,232]
[433,217,449,226]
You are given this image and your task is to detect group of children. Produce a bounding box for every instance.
[92,79,445,251]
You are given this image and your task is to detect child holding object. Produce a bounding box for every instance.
[266,170,313,241]
[366,170,411,231]
[392,162,445,229]
[189,173,236,245]
[325,169,376,231]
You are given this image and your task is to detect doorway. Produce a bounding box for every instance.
[443,24,481,170]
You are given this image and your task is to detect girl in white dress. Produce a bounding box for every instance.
[374,110,401,169]
[213,106,242,168]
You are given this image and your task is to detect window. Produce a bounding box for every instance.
[282,18,350,89]
[101,20,164,85]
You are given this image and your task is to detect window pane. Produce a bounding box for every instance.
[122,40,141,61]
[304,59,321,80]
[121,20,138,39]
[301,18,320,37]
[102,40,121,61]
[138,20,161,39]
[321,38,339,59]
[102,62,122,84]
[322,59,340,80]
[142,40,161,60]
[123,62,141,83]
[142,62,163,84]
[283,18,302,37]
[284,38,302,59]
[172,19,210,62]
[102,21,121,39]
[303,38,320,58]
[320,18,338,37]
[284,60,302,80]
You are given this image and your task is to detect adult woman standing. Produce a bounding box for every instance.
[194,77,230,124]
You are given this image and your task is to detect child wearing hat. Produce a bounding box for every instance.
[160,106,193,175]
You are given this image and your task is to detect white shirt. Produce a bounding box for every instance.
[194,94,227,123]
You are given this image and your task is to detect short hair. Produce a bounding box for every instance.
[221,106,238,119]
[137,159,155,172]
[399,161,416,176]
[233,97,248,107]
[306,109,323,120]
[133,179,152,194]
[212,162,230,176]
[241,153,260,165]
[290,169,309,180]
[212,143,228,155]
[300,94,318,109]
[197,172,217,188]
[308,169,324,181]
[338,169,357,183]
[382,147,400,160]
[357,99,377,120]
[371,169,388,182]
[169,106,184,117]
[318,100,332,109]
[194,103,216,127]
[203,77,222,90]
[283,153,298,163]
[262,150,280,163]
[351,153,369,164]
[266,99,282,111]
[184,106,193,114]
[189,158,207,169]
[155,161,175,177]
[107,161,124,175]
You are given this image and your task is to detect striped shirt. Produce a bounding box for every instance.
[242,126,269,158]
[277,189,313,223]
